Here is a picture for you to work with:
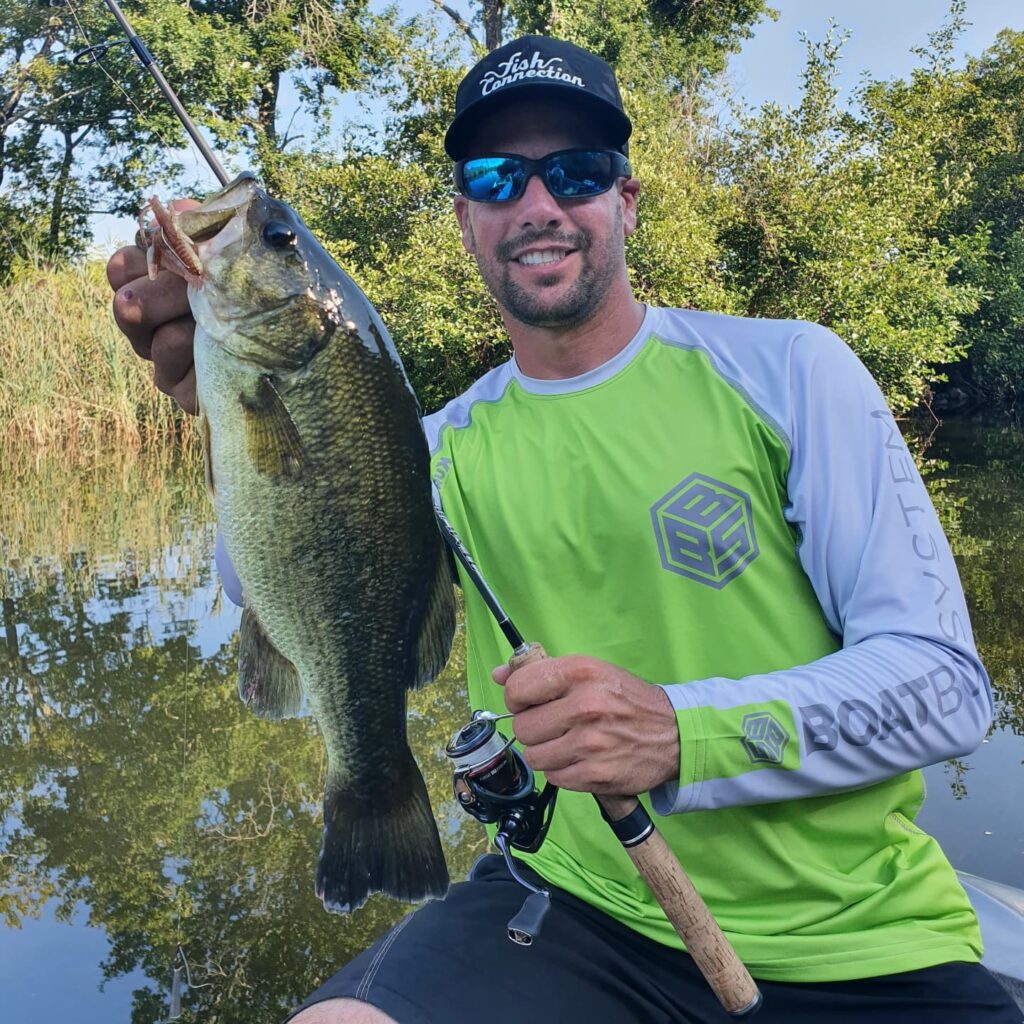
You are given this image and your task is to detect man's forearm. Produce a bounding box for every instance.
[651,632,990,814]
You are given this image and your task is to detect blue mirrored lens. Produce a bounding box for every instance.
[546,152,613,197]
[461,158,526,202]
[458,151,620,202]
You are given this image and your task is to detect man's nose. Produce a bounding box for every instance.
[515,172,563,229]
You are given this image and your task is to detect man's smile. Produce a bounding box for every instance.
[512,247,576,267]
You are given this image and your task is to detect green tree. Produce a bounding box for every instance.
[941,28,1024,404]
[716,20,985,413]
[258,1,777,409]
[0,0,396,273]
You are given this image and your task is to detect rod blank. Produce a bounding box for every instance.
[101,0,230,185]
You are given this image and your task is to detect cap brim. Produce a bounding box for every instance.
[445,84,632,160]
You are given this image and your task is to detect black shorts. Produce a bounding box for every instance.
[290,855,1021,1024]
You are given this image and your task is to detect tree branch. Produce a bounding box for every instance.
[429,0,479,47]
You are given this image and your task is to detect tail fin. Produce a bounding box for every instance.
[315,749,449,913]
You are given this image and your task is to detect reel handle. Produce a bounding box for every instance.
[506,890,551,946]
[506,643,762,1018]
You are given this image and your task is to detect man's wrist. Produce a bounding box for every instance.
[649,682,681,788]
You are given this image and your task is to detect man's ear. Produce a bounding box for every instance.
[620,178,640,238]
[454,196,476,254]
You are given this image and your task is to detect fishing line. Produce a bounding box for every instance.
[155,573,193,1024]
[61,0,153,127]
[161,572,212,1021]
[59,0,227,183]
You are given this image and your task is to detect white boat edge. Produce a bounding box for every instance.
[957,871,1024,1010]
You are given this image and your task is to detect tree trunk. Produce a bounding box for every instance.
[483,0,504,51]
[48,127,75,256]
[1,24,60,189]
[258,70,280,148]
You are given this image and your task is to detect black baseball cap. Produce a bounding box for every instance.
[444,36,633,160]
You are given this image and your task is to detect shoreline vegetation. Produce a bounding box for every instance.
[0,247,1007,457]
[1,256,195,452]
[5,7,1022,427]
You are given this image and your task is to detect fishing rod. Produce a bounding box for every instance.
[74,0,229,186]
[433,499,763,1018]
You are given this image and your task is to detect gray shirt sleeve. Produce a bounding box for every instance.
[652,323,992,814]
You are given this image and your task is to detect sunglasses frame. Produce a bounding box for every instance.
[454,148,633,204]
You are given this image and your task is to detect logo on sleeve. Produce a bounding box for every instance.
[742,712,790,765]
[651,473,759,588]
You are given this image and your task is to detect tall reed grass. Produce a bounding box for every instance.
[1,447,209,600]
[1,255,194,451]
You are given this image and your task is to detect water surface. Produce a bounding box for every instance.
[1,417,1021,1023]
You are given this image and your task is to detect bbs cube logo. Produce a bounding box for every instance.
[651,473,759,589]
[741,712,789,765]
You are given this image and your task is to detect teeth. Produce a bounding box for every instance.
[517,249,567,266]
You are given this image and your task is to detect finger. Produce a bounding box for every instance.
[112,271,193,360]
[512,696,572,746]
[151,315,197,403]
[491,664,512,685]
[503,658,574,713]
[106,245,149,291]
[541,761,615,794]
[168,364,198,416]
[520,735,578,775]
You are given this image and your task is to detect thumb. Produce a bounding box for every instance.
[491,663,512,686]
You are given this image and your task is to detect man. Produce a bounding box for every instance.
[107,35,1019,1024]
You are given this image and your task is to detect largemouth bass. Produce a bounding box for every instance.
[147,172,454,912]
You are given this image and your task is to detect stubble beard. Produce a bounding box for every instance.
[472,207,624,330]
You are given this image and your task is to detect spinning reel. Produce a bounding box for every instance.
[445,712,558,946]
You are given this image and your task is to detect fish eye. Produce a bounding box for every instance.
[262,220,296,249]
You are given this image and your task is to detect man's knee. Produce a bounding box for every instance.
[288,997,399,1024]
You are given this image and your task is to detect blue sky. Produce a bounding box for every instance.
[89,0,1024,250]
[729,0,1023,111]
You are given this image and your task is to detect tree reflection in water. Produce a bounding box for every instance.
[2,415,1023,1023]
[920,414,1024,737]
[0,452,481,1023]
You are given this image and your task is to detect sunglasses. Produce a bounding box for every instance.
[454,149,632,203]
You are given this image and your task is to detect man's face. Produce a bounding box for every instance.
[453,102,639,331]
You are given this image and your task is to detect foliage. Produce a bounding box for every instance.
[0,254,194,449]
[505,0,777,89]
[918,415,1024,735]
[941,28,1024,405]
[718,24,984,413]
[0,0,397,271]
[6,3,1024,417]
[623,86,740,316]
[324,6,998,413]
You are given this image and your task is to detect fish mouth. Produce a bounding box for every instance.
[179,172,259,245]
[146,173,258,285]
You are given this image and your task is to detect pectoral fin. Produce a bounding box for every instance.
[238,605,304,718]
[240,376,305,479]
[411,542,457,689]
